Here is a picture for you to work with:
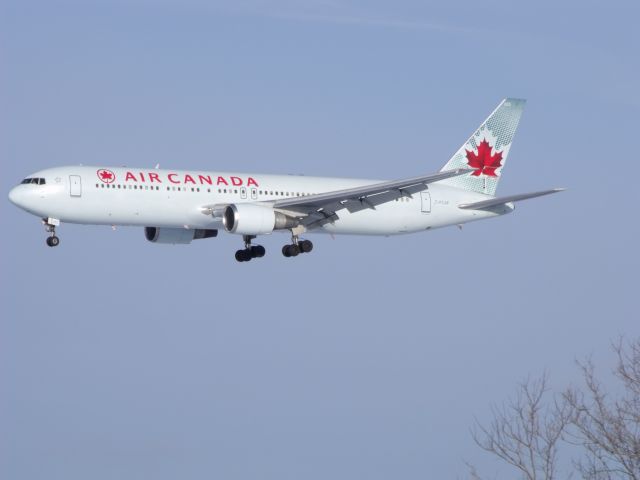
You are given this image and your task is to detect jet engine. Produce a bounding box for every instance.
[144,227,218,244]
[222,204,298,235]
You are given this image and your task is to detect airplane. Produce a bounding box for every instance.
[8,98,563,262]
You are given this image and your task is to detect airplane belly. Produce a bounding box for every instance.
[321,201,429,235]
[319,195,496,235]
[54,191,219,229]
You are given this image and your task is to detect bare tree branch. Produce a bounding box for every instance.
[469,373,571,480]
[562,339,640,480]
[467,338,640,479]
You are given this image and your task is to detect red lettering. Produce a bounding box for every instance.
[168,173,180,184]
[125,172,137,182]
[247,177,259,187]
[184,174,195,184]
[216,176,228,186]
[139,172,146,182]
[149,172,161,183]
[231,176,242,186]
[198,175,212,185]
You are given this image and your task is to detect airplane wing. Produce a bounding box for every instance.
[202,168,471,228]
[458,188,565,210]
[271,168,472,228]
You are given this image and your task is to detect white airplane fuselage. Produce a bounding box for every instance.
[8,165,507,236]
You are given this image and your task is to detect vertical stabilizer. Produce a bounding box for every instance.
[438,98,525,195]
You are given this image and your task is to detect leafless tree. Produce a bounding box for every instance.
[469,372,573,480]
[468,339,640,479]
[563,339,640,480]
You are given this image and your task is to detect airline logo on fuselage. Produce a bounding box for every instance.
[97,169,116,183]
[96,169,259,187]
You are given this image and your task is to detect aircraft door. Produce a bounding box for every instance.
[240,187,247,199]
[420,191,431,213]
[250,188,257,200]
[70,175,82,197]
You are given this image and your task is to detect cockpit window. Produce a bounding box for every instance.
[20,178,46,185]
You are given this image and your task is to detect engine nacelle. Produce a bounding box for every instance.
[222,204,298,235]
[144,227,218,244]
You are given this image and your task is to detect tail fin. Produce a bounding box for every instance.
[438,98,526,195]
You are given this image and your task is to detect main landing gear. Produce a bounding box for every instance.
[235,235,266,262]
[43,218,60,247]
[233,233,314,262]
[282,236,313,258]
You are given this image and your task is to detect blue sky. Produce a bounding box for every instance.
[1,1,638,478]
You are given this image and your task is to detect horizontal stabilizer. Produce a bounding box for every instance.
[458,188,565,210]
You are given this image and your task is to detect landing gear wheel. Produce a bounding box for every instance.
[237,235,265,261]
[282,244,300,257]
[235,249,252,262]
[299,240,313,253]
[46,236,60,247]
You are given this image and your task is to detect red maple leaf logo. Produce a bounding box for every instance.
[97,169,115,183]
[466,139,503,177]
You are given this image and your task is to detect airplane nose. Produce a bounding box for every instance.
[8,186,20,206]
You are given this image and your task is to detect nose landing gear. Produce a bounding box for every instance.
[43,218,60,247]
[235,235,266,262]
[46,236,60,247]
